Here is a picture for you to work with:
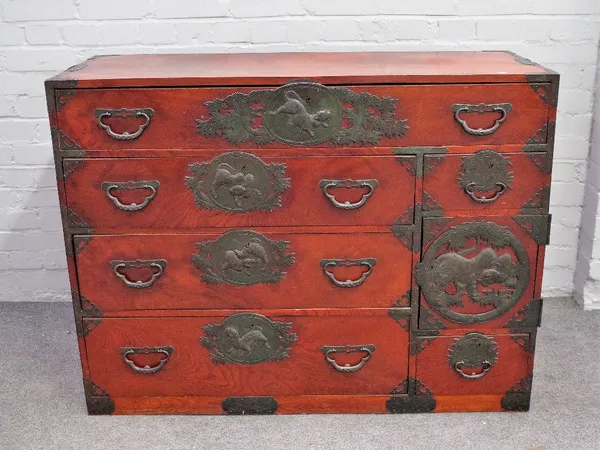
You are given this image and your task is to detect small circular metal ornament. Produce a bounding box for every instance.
[415,221,530,324]
[263,81,343,146]
[448,333,499,379]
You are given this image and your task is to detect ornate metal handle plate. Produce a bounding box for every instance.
[319,179,379,210]
[101,181,160,212]
[94,108,154,140]
[321,344,376,373]
[448,333,499,380]
[320,258,376,288]
[120,346,173,374]
[453,361,492,379]
[111,259,167,289]
[452,103,512,136]
[464,182,507,203]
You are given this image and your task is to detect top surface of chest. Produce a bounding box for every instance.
[48,51,554,88]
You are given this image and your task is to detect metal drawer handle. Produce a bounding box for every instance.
[320,258,376,288]
[320,179,379,210]
[95,108,154,140]
[321,344,376,373]
[111,259,167,289]
[452,103,512,136]
[464,182,507,203]
[120,346,173,374]
[454,361,492,380]
[101,181,160,212]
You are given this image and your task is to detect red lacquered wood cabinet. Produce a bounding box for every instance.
[46,51,557,415]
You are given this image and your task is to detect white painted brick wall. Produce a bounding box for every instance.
[0,0,599,302]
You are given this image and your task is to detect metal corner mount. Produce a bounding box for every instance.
[505,298,543,330]
[197,81,408,146]
[501,376,533,412]
[222,396,278,415]
[83,378,115,415]
[387,379,436,414]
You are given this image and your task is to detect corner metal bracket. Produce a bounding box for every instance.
[387,379,436,413]
[505,298,543,331]
[396,155,417,176]
[64,207,93,232]
[78,319,102,338]
[520,186,551,214]
[80,294,103,318]
[56,90,77,112]
[83,378,115,415]
[526,153,552,174]
[391,205,419,252]
[512,215,551,245]
[422,191,443,213]
[501,375,533,412]
[410,336,437,356]
[421,217,453,248]
[58,129,82,151]
[418,305,447,332]
[392,147,448,178]
[222,397,278,415]
[73,236,93,255]
[63,158,84,180]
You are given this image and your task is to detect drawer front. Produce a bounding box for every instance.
[415,332,532,396]
[63,155,415,229]
[75,231,412,312]
[84,311,410,397]
[423,151,550,214]
[416,215,544,330]
[56,83,549,150]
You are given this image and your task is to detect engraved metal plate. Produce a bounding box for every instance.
[185,152,290,213]
[415,221,530,324]
[458,150,514,204]
[222,397,278,415]
[448,333,499,379]
[201,312,297,364]
[192,229,295,286]
[197,81,408,146]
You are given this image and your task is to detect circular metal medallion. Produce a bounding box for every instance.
[263,81,343,146]
[192,229,295,286]
[415,221,530,324]
[201,312,297,365]
[186,152,290,213]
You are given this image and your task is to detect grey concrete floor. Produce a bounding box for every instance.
[0,298,599,450]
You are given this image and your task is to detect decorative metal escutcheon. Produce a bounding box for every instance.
[448,333,499,380]
[321,344,376,373]
[185,152,290,213]
[320,258,376,288]
[120,346,174,374]
[458,150,514,204]
[197,81,409,146]
[415,221,530,324]
[452,103,512,136]
[319,179,379,210]
[101,180,160,212]
[192,229,295,286]
[201,312,297,364]
[94,108,154,140]
[111,259,167,289]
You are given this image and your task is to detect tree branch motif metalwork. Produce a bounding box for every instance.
[186,152,290,213]
[415,221,530,324]
[201,312,297,365]
[196,81,408,146]
[192,229,295,286]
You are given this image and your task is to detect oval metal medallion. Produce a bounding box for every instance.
[201,312,297,364]
[192,229,295,286]
[186,152,290,213]
[415,221,530,324]
[263,81,343,145]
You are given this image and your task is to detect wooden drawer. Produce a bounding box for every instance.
[56,83,549,150]
[422,150,550,214]
[63,154,415,230]
[75,230,412,313]
[84,310,410,397]
[416,215,545,330]
[415,332,532,396]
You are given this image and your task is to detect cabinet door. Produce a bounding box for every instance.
[416,215,547,330]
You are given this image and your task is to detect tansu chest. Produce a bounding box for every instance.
[46,51,557,415]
